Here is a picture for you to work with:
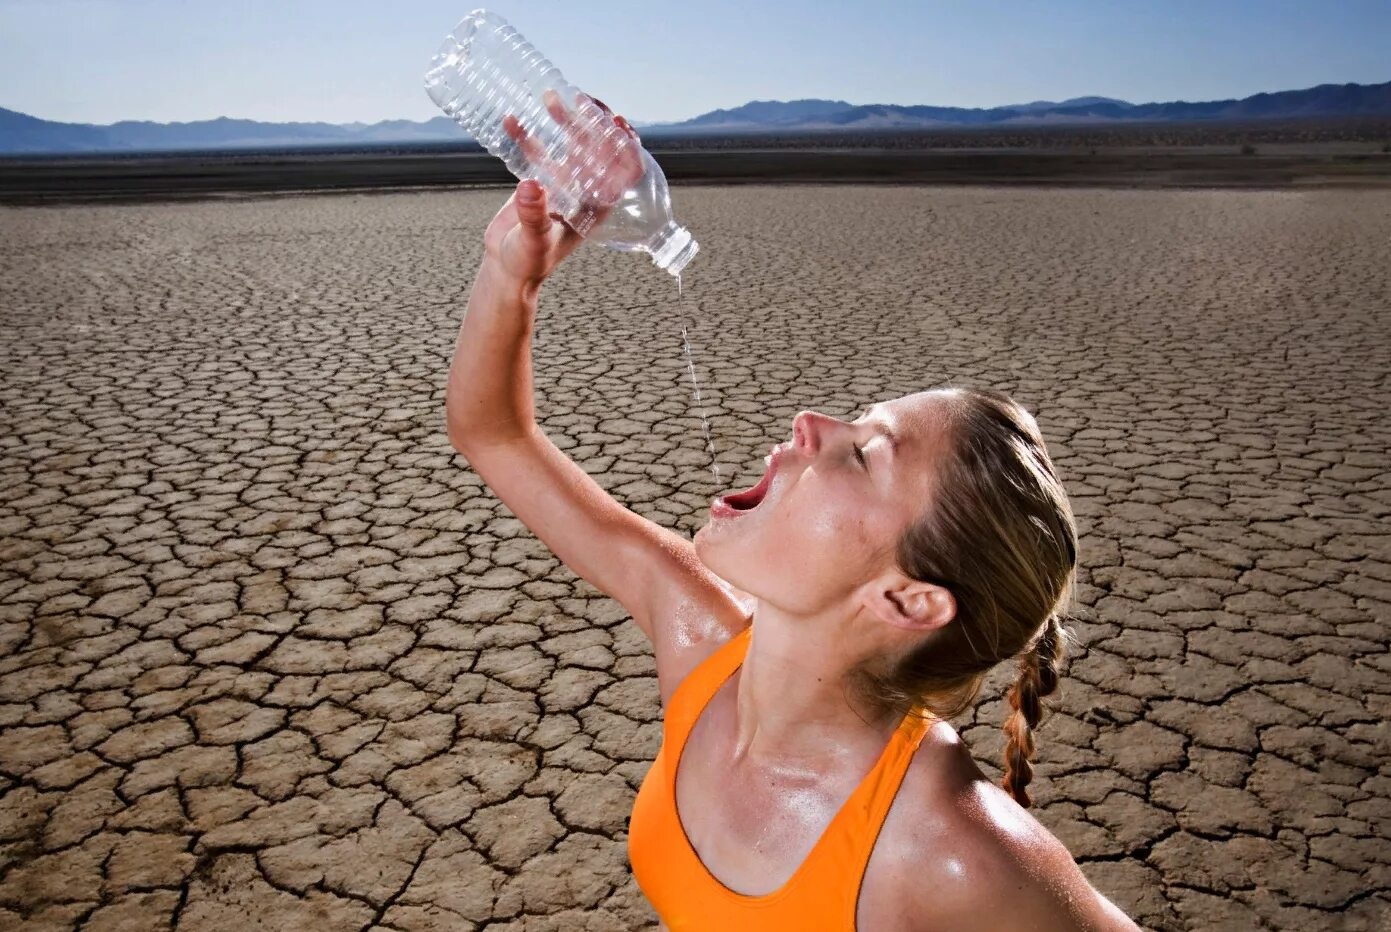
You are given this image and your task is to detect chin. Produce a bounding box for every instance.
[692,528,748,591]
[692,525,716,566]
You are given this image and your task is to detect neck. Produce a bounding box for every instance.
[729,598,904,773]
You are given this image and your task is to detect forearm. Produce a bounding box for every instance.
[445,260,542,448]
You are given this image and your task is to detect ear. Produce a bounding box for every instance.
[862,570,956,634]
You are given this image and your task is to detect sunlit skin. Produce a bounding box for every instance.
[693,392,963,766]
[449,92,1141,931]
[636,396,1138,932]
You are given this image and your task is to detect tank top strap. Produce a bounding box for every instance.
[852,708,933,833]
[637,624,936,926]
[664,625,752,736]
[795,707,934,917]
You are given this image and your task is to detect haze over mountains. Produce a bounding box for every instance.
[1,79,1388,154]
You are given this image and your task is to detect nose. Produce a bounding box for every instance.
[792,410,839,455]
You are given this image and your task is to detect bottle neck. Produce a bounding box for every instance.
[648,221,699,276]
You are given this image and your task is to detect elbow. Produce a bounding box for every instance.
[444,398,486,454]
[443,402,469,453]
[444,405,532,453]
[445,416,469,454]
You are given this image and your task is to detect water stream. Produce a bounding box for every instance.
[676,272,721,484]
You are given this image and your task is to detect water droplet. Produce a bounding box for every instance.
[676,278,720,485]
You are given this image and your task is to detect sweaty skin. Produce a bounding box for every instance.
[444,96,1141,932]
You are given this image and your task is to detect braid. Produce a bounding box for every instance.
[1002,613,1066,808]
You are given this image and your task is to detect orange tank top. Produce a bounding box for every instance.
[627,625,932,931]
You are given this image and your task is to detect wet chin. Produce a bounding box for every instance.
[693,526,755,592]
[698,537,830,614]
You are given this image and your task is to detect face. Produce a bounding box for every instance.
[694,389,957,615]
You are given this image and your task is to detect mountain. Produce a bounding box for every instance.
[0,107,110,152]
[2,80,1388,154]
[0,108,478,153]
[643,81,1391,133]
[1000,96,1135,113]
[681,98,856,128]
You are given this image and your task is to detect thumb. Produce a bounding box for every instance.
[514,180,553,238]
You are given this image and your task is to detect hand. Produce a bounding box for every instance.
[509,90,645,213]
[481,92,643,289]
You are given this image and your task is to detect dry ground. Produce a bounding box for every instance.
[0,185,1388,931]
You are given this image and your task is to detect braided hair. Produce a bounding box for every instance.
[1002,612,1069,807]
[853,385,1079,808]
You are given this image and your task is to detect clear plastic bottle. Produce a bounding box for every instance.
[424,9,698,276]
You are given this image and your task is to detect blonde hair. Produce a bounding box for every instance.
[853,385,1079,808]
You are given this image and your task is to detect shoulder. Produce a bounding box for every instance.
[876,724,1140,932]
[930,780,1137,931]
[646,568,752,708]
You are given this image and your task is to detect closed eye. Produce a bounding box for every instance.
[850,412,869,470]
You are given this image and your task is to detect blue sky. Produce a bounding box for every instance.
[2,0,1387,125]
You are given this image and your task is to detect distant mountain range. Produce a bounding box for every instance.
[649,82,1390,132]
[2,80,1388,154]
[0,109,471,154]
[646,95,1138,131]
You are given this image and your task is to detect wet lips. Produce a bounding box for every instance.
[712,445,783,516]
[723,467,774,510]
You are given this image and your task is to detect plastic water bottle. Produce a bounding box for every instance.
[425,9,699,276]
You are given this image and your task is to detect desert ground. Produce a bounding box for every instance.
[0,184,1387,931]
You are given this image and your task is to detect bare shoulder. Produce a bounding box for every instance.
[936,779,1141,931]
[872,723,1141,932]
[638,551,753,707]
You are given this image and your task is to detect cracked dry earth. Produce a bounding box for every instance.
[0,184,1388,932]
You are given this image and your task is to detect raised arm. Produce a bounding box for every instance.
[444,103,739,670]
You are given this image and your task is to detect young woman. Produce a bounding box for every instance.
[446,96,1142,931]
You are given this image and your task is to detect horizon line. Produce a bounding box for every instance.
[4,76,1386,129]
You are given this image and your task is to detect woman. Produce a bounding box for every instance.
[447,96,1141,931]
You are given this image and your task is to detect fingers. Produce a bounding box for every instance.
[513,179,553,237]
[613,114,640,142]
[515,90,643,208]
[587,94,640,145]
[543,89,570,128]
[503,113,550,168]
[550,90,639,144]
[537,89,640,143]
[541,90,601,177]
[548,89,600,158]
[580,95,636,169]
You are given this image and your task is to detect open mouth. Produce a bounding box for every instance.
[712,445,784,517]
